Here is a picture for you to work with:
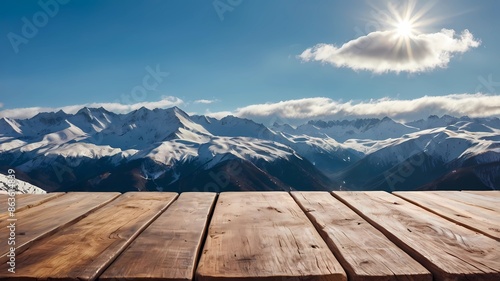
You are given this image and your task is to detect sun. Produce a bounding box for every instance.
[396,20,414,37]
[376,0,437,39]
[366,0,437,62]
[362,0,441,64]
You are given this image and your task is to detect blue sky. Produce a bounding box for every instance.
[1,0,499,122]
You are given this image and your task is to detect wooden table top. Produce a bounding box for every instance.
[0,190,498,281]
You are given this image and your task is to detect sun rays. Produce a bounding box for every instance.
[371,0,440,62]
[396,20,414,37]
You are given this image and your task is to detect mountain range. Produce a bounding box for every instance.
[0,107,499,192]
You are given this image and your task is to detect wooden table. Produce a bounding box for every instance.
[0,190,498,281]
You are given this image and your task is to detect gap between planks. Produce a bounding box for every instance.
[0,192,178,281]
[196,192,347,281]
[394,191,500,241]
[291,191,431,281]
[100,192,217,281]
[333,191,500,281]
[0,192,120,261]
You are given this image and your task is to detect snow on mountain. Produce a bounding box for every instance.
[0,173,46,194]
[355,124,500,168]
[334,119,500,191]
[94,106,212,150]
[131,140,198,167]
[408,115,500,130]
[0,137,27,153]
[69,107,119,134]
[191,115,362,173]
[273,117,418,142]
[0,107,498,191]
[17,110,72,138]
[198,136,297,168]
[191,115,276,139]
[0,117,22,137]
[1,107,331,192]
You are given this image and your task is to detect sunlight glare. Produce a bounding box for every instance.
[396,20,414,37]
[366,0,440,62]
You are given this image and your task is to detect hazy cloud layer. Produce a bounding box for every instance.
[300,29,480,73]
[194,99,218,104]
[3,94,499,125]
[0,96,183,119]
[207,94,500,124]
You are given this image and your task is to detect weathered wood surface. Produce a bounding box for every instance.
[0,191,498,281]
[196,192,347,281]
[423,191,500,213]
[395,191,500,241]
[101,192,216,281]
[463,190,500,198]
[0,192,64,215]
[0,192,178,281]
[333,191,500,281]
[292,192,431,281]
[0,192,119,259]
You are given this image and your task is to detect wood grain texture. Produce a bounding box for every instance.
[463,190,500,198]
[196,192,347,281]
[419,191,500,213]
[292,192,431,281]
[333,191,500,281]
[0,192,64,215]
[100,192,216,281]
[0,192,178,281]
[394,191,500,241]
[0,192,119,259]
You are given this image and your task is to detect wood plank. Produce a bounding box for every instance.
[422,191,500,213]
[0,192,64,215]
[333,191,500,281]
[462,190,500,199]
[0,192,119,258]
[394,191,500,241]
[100,192,216,281]
[0,192,178,281]
[292,192,431,281]
[196,192,346,281]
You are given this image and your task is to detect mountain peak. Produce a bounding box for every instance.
[77,107,92,115]
[170,106,189,118]
[0,117,22,136]
[32,110,68,123]
[380,116,394,123]
[136,106,150,112]
[77,106,111,115]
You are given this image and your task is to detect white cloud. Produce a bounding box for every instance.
[300,29,480,73]
[205,110,233,119]
[207,94,500,124]
[0,96,184,119]
[194,99,218,104]
[3,94,499,125]
[0,102,3,109]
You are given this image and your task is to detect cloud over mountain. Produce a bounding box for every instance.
[2,94,499,124]
[300,29,480,74]
[208,94,500,124]
[0,96,183,119]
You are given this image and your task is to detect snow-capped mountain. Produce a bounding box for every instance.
[407,115,500,131]
[0,107,337,192]
[0,107,498,192]
[272,117,419,142]
[334,120,500,191]
[0,173,46,194]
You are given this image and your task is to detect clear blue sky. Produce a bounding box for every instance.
[1,0,499,120]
